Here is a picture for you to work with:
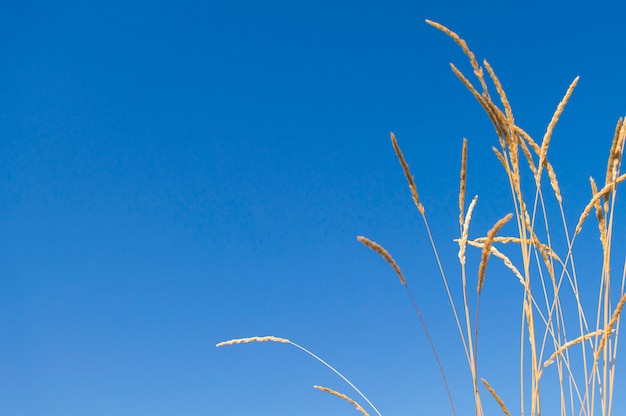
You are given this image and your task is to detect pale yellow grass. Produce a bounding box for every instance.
[314,385,369,416]
[218,20,626,416]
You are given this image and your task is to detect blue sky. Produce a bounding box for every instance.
[1,1,625,415]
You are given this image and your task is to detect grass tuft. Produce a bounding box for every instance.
[218,20,625,416]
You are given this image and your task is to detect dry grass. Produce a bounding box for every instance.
[216,335,291,347]
[476,213,513,294]
[314,385,370,416]
[218,20,625,416]
[481,378,512,416]
[216,335,383,416]
[356,236,407,285]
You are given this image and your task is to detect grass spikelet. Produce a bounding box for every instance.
[471,236,560,262]
[515,125,541,154]
[425,19,488,94]
[216,336,291,347]
[483,96,510,146]
[357,236,406,285]
[536,76,580,184]
[575,172,626,236]
[458,195,478,267]
[604,119,626,217]
[314,385,369,416]
[543,329,606,367]
[589,177,607,247]
[450,63,488,110]
[492,146,508,169]
[391,132,424,215]
[604,118,626,215]
[605,117,624,187]
[545,160,563,204]
[459,138,468,232]
[461,239,524,285]
[594,293,626,362]
[477,213,513,293]
[483,59,513,123]
[481,378,512,416]
[519,135,538,176]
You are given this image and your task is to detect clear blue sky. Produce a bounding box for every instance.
[1,1,625,415]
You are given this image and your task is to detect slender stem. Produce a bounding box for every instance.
[404,284,457,416]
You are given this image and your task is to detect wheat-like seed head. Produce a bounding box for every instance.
[605,117,624,189]
[516,126,541,155]
[314,385,369,416]
[459,138,468,233]
[518,135,538,176]
[458,195,478,267]
[575,172,626,236]
[471,235,560,262]
[594,293,626,363]
[390,132,424,216]
[450,63,487,110]
[482,92,509,135]
[481,378,512,416]
[536,76,580,185]
[461,239,524,285]
[492,146,507,169]
[484,98,509,151]
[477,213,513,293]
[589,177,608,248]
[425,19,489,94]
[545,160,563,204]
[483,59,514,124]
[357,236,407,285]
[216,336,291,348]
[544,329,606,367]
[605,118,626,213]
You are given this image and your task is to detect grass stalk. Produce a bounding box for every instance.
[218,20,625,416]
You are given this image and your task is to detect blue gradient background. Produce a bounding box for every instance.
[1,1,625,415]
